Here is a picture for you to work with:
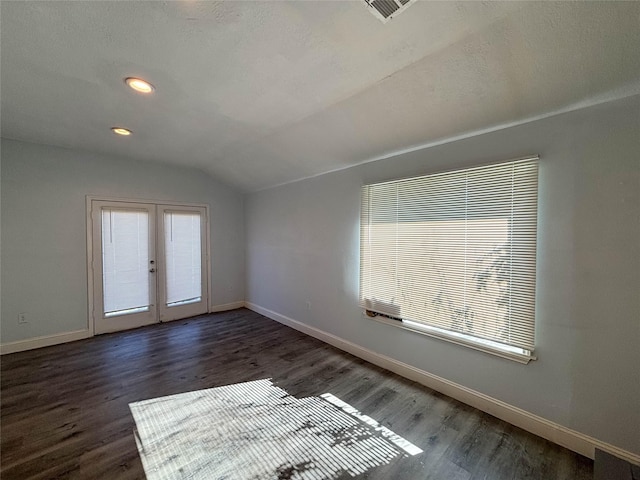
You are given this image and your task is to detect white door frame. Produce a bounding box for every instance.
[86,195,212,336]
[157,204,209,322]
[91,200,158,334]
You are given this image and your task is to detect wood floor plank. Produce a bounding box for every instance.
[1,309,593,479]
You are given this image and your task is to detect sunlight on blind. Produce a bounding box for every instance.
[102,209,150,316]
[360,158,538,353]
[165,212,202,306]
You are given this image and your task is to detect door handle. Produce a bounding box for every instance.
[149,268,156,273]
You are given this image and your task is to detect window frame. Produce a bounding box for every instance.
[359,156,540,364]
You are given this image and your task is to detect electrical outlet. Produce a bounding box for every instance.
[18,313,28,324]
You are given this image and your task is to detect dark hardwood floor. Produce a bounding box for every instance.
[1,308,593,479]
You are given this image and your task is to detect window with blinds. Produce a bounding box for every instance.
[360,157,539,362]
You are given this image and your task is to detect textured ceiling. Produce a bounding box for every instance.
[2,1,639,191]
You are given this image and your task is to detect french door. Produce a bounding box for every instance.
[90,200,208,334]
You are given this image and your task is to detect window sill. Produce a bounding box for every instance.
[364,312,536,364]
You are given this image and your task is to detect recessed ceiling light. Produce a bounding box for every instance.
[111,127,132,136]
[125,77,155,94]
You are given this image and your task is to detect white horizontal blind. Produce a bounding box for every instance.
[102,208,150,316]
[360,157,539,352]
[164,211,202,306]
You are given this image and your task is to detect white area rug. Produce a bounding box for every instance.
[129,379,422,479]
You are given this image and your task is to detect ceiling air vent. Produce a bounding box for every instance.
[365,0,415,23]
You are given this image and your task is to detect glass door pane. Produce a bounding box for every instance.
[164,211,201,307]
[102,208,151,316]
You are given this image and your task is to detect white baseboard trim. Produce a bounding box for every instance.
[0,329,92,355]
[0,302,246,355]
[244,301,640,466]
[209,301,246,313]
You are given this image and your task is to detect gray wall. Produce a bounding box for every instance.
[245,96,640,454]
[1,138,245,344]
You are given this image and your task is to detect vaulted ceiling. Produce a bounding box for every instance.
[2,1,639,191]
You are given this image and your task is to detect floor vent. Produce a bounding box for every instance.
[365,0,415,23]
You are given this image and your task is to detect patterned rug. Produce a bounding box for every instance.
[129,379,422,479]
